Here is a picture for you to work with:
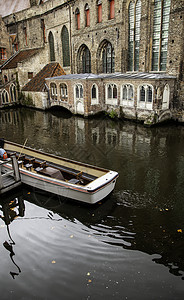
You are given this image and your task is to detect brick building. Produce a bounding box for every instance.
[0,0,184,124]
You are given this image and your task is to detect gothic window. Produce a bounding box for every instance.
[122,84,134,100]
[48,31,55,62]
[152,0,171,71]
[2,90,9,104]
[102,42,115,73]
[109,0,115,19]
[97,0,102,23]
[128,0,141,71]
[61,26,70,67]
[85,4,90,27]
[10,84,17,102]
[75,84,83,99]
[107,84,117,100]
[139,85,153,104]
[75,8,80,30]
[82,47,91,73]
[92,84,97,99]
[91,84,99,104]
[77,45,91,73]
[50,83,57,100]
[60,83,68,100]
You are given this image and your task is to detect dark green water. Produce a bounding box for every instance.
[0,108,184,299]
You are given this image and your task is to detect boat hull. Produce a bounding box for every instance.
[2,140,118,204]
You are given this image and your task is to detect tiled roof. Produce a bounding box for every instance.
[22,62,66,92]
[1,48,41,70]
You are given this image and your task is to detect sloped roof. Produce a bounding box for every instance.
[47,72,176,81]
[0,0,49,17]
[0,0,30,17]
[1,48,41,70]
[22,62,66,92]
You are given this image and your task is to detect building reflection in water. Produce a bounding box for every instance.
[0,196,25,279]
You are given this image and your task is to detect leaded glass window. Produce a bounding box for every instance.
[61,26,70,67]
[50,83,57,100]
[92,85,97,99]
[152,0,171,71]
[102,42,115,73]
[48,31,55,62]
[82,47,91,73]
[128,0,141,71]
[60,83,68,100]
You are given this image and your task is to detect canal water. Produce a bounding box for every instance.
[0,108,184,299]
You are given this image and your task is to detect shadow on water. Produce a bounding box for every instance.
[0,194,25,279]
[1,185,183,280]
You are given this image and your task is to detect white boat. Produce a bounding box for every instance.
[1,140,118,204]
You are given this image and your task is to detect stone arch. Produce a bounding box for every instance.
[97,40,115,73]
[77,44,91,73]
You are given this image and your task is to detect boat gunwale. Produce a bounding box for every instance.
[4,140,110,173]
[3,160,118,194]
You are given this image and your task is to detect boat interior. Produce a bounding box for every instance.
[6,150,98,186]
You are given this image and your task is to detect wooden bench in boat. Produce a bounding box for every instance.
[6,151,98,183]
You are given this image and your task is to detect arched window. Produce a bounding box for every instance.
[85,4,90,27]
[109,0,115,20]
[101,41,115,73]
[75,8,80,30]
[2,90,9,104]
[82,47,91,73]
[121,84,134,106]
[60,83,68,101]
[91,84,98,105]
[152,0,171,71]
[138,84,153,109]
[77,45,91,73]
[61,26,70,67]
[48,31,55,62]
[10,84,17,102]
[97,0,102,23]
[50,83,57,100]
[75,84,83,99]
[106,84,117,105]
[128,0,141,71]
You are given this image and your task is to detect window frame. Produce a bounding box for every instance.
[152,0,171,71]
[85,4,90,27]
[91,83,99,105]
[128,0,141,72]
[120,84,134,107]
[97,0,102,23]
[60,83,68,101]
[106,83,118,105]
[50,83,57,101]
[137,84,153,110]
[109,0,115,20]
[75,8,80,30]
